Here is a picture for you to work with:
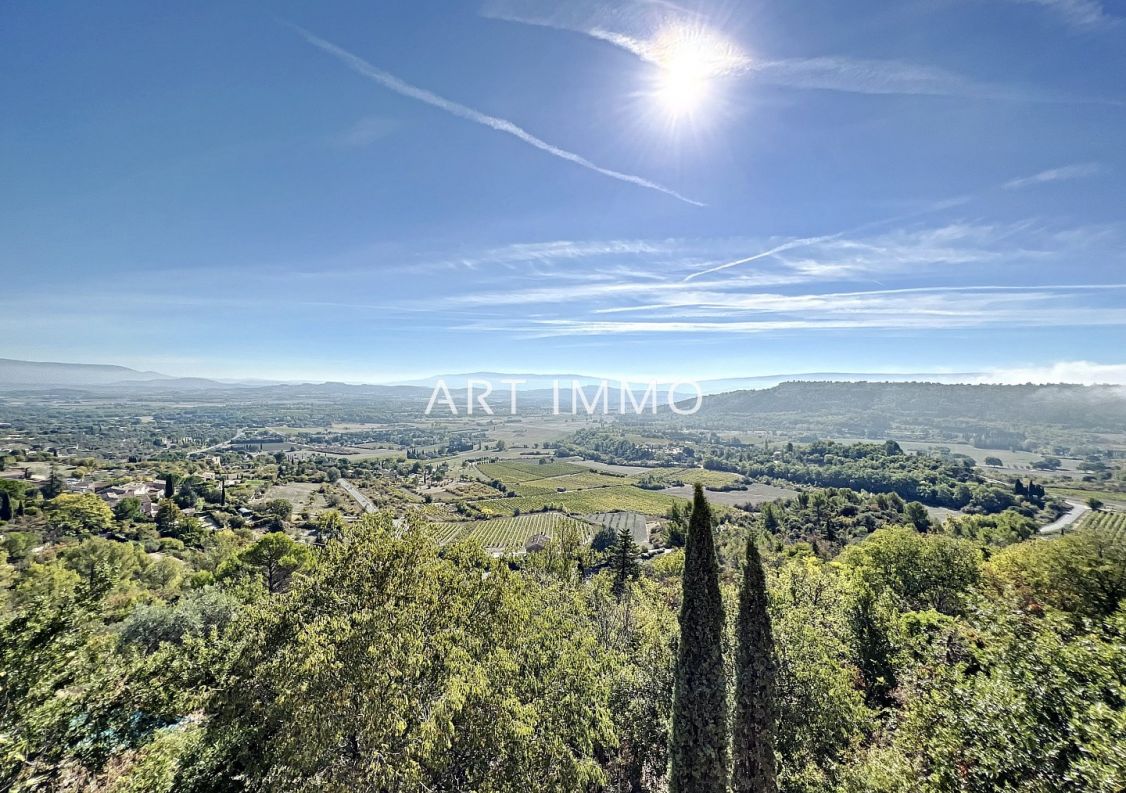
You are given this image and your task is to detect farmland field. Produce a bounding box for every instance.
[1047,486,1126,508]
[657,482,796,507]
[630,467,744,489]
[510,471,627,496]
[585,511,648,544]
[1077,509,1126,534]
[578,460,653,476]
[430,512,596,550]
[474,484,687,517]
[477,460,589,483]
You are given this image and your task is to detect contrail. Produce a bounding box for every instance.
[682,193,981,282]
[293,26,703,207]
[683,233,847,281]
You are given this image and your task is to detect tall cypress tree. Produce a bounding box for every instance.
[732,533,778,793]
[669,484,728,793]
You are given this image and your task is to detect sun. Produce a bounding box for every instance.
[646,24,748,119]
[655,61,711,117]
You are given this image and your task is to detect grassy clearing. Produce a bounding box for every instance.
[427,480,505,501]
[474,485,686,517]
[253,482,335,516]
[430,512,595,550]
[1047,486,1126,507]
[226,478,271,501]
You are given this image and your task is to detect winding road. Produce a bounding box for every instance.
[1039,499,1089,536]
[337,478,376,513]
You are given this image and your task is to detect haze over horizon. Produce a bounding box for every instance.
[3,0,1124,382]
[4,355,1126,389]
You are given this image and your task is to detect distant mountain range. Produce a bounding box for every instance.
[0,358,174,387]
[390,371,987,395]
[695,380,1126,426]
[2,359,1119,401]
[3,358,1123,431]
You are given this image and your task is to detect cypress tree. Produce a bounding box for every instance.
[0,491,11,522]
[732,534,778,793]
[669,484,728,793]
[42,468,64,500]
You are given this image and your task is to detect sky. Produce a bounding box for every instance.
[1,0,1124,384]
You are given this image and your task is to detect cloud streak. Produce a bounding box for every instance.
[486,1,1126,106]
[977,360,1126,385]
[1003,162,1105,189]
[1005,0,1118,30]
[513,285,1126,336]
[484,1,1067,100]
[684,232,847,281]
[293,25,703,206]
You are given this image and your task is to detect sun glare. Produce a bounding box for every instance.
[647,24,748,119]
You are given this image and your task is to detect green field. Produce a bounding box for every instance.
[474,485,687,517]
[430,512,596,550]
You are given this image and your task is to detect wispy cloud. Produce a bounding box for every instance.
[483,0,1071,100]
[1003,162,1105,189]
[513,285,1126,336]
[748,57,994,97]
[292,25,703,206]
[685,220,1035,282]
[408,220,1126,340]
[331,116,399,148]
[434,239,674,269]
[684,232,846,281]
[1005,0,1118,30]
[976,360,1126,385]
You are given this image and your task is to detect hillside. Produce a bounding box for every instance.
[697,381,1126,431]
[0,358,172,388]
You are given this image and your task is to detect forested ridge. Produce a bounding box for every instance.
[704,440,1014,511]
[699,382,1126,429]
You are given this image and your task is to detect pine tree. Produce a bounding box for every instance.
[732,534,777,793]
[610,524,641,597]
[669,484,728,793]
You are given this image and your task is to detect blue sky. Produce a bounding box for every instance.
[2,0,1124,383]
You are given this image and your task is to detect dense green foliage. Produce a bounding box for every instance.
[0,477,1122,791]
[706,440,1011,511]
